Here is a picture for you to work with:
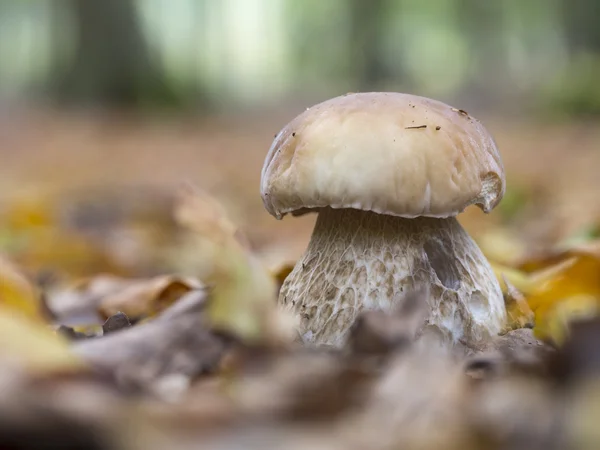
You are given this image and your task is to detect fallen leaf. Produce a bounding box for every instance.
[3,189,55,230]
[502,275,535,331]
[534,294,599,345]
[97,275,203,320]
[492,261,533,295]
[0,254,45,321]
[516,242,600,344]
[72,290,230,395]
[518,240,600,273]
[492,257,577,296]
[46,274,133,326]
[0,306,83,374]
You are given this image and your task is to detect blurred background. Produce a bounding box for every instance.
[1,0,600,282]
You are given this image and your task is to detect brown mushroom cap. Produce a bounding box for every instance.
[261,92,505,219]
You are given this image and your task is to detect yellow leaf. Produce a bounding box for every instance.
[527,254,600,311]
[270,261,295,292]
[502,275,535,332]
[492,261,533,295]
[4,190,55,230]
[0,254,45,321]
[534,295,598,345]
[519,242,600,344]
[0,306,83,374]
[492,258,577,297]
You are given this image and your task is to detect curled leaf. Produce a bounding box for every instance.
[97,275,203,320]
[518,242,600,344]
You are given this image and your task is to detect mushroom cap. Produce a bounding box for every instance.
[261,92,505,219]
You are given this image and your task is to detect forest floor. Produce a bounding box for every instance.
[1,107,600,449]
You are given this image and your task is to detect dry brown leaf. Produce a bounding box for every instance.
[73,290,230,395]
[46,274,133,325]
[97,274,203,319]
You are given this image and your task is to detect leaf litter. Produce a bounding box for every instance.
[2,142,600,448]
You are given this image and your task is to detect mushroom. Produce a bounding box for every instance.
[260,92,506,348]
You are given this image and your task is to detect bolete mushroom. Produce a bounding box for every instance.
[260,92,506,347]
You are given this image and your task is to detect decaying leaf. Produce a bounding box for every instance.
[47,273,202,328]
[72,290,230,396]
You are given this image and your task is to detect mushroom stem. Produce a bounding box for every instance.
[279,207,506,347]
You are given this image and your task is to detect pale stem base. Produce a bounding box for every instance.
[279,207,506,347]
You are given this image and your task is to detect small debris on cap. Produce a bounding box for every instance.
[451,108,469,116]
[435,126,441,131]
[405,125,427,130]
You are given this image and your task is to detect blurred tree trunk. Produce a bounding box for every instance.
[455,0,504,107]
[562,0,600,53]
[348,0,390,90]
[53,0,178,108]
